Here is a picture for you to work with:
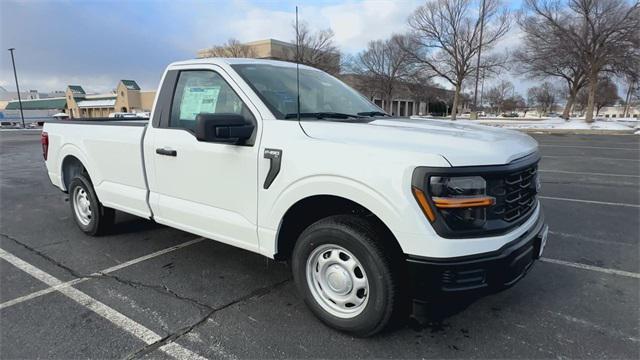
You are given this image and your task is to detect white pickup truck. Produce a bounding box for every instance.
[43,58,548,336]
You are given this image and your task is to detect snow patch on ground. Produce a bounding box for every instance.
[411,116,638,133]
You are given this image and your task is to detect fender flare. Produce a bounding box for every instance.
[268,175,406,251]
[57,144,97,191]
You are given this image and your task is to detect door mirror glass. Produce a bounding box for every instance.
[195,113,255,144]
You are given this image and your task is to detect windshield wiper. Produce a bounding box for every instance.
[357,111,390,117]
[284,112,365,120]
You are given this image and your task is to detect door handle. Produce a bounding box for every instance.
[156,148,177,157]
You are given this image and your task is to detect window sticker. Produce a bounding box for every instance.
[179,86,221,120]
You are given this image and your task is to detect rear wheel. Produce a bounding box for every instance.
[292,215,406,337]
[69,174,114,236]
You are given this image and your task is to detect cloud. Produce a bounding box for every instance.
[321,0,420,52]
[1,0,530,94]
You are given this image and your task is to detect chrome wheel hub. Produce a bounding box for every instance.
[73,187,92,226]
[306,244,369,319]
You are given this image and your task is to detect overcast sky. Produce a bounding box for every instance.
[1,0,529,95]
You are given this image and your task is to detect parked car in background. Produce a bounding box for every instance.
[135,112,151,119]
[108,112,139,118]
[42,58,548,336]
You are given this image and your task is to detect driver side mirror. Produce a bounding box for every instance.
[195,113,255,145]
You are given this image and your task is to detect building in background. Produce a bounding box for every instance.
[197,38,461,117]
[198,38,297,61]
[0,86,64,113]
[2,80,155,123]
[599,104,639,118]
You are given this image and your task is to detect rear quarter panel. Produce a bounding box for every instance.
[44,122,151,218]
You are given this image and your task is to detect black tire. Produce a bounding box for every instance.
[68,174,115,236]
[291,215,406,337]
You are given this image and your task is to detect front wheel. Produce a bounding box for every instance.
[69,174,115,236]
[292,215,406,337]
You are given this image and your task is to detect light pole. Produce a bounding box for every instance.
[472,0,486,120]
[8,48,25,128]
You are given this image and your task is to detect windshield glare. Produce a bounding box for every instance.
[232,64,381,119]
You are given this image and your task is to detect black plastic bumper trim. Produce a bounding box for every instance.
[406,210,547,299]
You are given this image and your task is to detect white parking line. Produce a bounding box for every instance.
[543,155,640,162]
[549,230,636,247]
[548,310,640,343]
[539,169,640,178]
[539,145,639,150]
[0,247,208,360]
[539,196,640,208]
[540,257,640,279]
[0,237,205,310]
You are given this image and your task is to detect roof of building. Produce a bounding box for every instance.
[76,99,116,108]
[84,94,116,100]
[121,80,140,90]
[243,38,294,47]
[68,85,86,95]
[5,97,67,110]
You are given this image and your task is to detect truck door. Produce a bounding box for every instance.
[144,67,262,253]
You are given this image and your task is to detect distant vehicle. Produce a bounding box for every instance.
[501,112,519,118]
[135,112,151,119]
[108,112,139,118]
[52,113,69,119]
[42,58,548,336]
[1,121,21,128]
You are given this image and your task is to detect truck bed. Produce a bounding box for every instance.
[43,119,152,219]
[45,117,149,127]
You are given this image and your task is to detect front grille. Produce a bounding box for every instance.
[491,164,538,223]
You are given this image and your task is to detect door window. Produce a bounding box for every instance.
[169,70,252,131]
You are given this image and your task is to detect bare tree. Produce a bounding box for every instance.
[515,14,587,119]
[618,58,640,117]
[522,0,640,122]
[198,38,257,58]
[353,35,415,113]
[503,94,527,112]
[403,0,511,120]
[405,70,441,114]
[485,80,515,113]
[576,77,620,115]
[292,21,341,75]
[527,82,558,116]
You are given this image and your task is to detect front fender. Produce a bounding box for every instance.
[262,174,407,254]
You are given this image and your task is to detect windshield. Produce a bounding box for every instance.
[232,64,383,120]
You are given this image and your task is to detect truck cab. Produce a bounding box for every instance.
[43,58,548,336]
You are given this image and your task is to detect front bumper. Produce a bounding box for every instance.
[406,210,548,300]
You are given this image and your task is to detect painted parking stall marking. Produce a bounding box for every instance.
[540,257,640,279]
[539,196,640,208]
[0,237,205,310]
[0,247,208,360]
[538,169,640,178]
[543,155,640,162]
[539,144,639,150]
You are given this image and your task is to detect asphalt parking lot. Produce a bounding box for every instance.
[1,130,638,359]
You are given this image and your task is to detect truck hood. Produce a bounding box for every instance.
[300,118,538,167]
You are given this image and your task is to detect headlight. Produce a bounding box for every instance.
[430,176,494,230]
[413,176,495,231]
[412,153,541,237]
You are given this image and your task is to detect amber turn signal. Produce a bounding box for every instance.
[412,187,436,222]
[432,196,495,209]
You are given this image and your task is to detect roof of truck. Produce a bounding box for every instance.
[169,58,317,70]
